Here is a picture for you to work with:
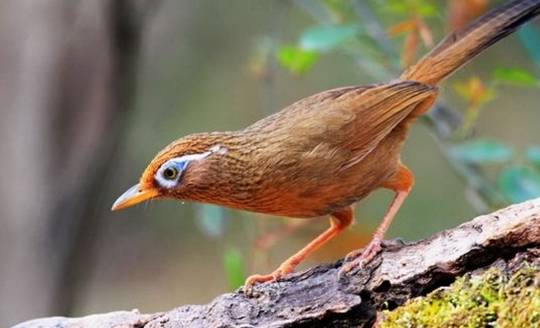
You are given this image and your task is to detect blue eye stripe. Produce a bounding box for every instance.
[154,150,214,189]
[173,159,189,172]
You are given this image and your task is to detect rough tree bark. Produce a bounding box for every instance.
[13,197,540,328]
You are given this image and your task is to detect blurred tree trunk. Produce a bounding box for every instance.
[0,1,159,325]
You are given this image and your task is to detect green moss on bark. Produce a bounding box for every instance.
[380,264,540,327]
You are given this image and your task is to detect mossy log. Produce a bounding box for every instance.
[379,253,539,327]
[14,198,540,328]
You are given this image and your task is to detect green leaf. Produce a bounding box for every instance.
[223,248,245,290]
[492,67,538,87]
[450,140,514,164]
[385,0,437,17]
[386,1,408,14]
[196,205,226,238]
[300,24,359,52]
[415,3,437,17]
[497,166,540,203]
[526,146,540,168]
[276,46,319,75]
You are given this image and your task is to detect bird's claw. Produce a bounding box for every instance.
[339,238,383,279]
[242,264,294,296]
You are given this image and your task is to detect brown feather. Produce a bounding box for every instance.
[402,0,540,85]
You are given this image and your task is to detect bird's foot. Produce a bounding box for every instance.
[339,237,383,278]
[243,263,295,296]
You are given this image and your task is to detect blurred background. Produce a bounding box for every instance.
[1,0,540,326]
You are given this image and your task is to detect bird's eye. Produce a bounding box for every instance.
[162,167,178,180]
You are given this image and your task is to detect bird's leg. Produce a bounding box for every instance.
[244,206,353,289]
[341,165,414,274]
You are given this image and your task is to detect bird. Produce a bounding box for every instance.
[112,0,540,289]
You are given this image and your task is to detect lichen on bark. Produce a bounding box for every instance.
[380,263,540,327]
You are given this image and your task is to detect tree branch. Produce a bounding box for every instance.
[15,197,540,328]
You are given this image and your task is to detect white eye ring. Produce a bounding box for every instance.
[154,150,217,189]
[155,161,183,189]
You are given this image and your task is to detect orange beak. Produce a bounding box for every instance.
[111,184,159,211]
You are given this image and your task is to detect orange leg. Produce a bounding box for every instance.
[245,206,353,289]
[341,164,414,274]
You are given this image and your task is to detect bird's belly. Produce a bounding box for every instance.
[249,174,386,218]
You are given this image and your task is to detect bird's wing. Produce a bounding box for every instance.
[245,81,436,176]
[334,80,437,169]
[284,81,436,166]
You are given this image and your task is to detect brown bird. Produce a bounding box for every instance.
[112,0,540,288]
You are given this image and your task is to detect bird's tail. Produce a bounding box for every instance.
[400,0,540,85]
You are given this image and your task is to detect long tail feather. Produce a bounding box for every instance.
[401,0,540,85]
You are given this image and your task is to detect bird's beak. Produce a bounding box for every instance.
[111,184,159,211]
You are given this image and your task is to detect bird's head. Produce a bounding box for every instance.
[111,133,229,211]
